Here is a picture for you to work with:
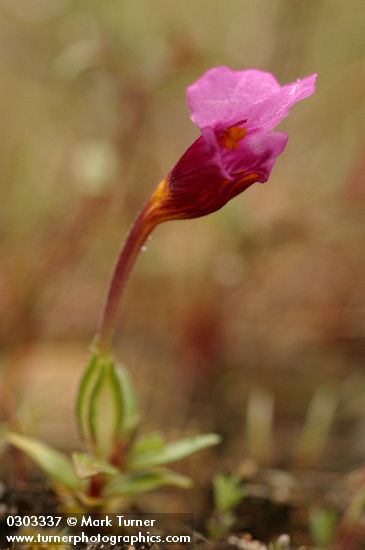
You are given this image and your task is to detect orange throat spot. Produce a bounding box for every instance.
[220,126,247,150]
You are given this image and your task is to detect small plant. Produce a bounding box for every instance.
[8,66,316,509]
[207,473,246,538]
[8,355,219,508]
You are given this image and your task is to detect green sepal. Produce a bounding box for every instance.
[103,468,192,497]
[76,353,100,444]
[76,352,141,458]
[128,433,221,470]
[116,366,140,436]
[89,360,123,459]
[7,433,82,490]
[72,452,119,479]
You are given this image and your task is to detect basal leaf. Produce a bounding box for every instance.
[72,452,119,479]
[7,433,81,490]
[130,432,165,456]
[103,468,192,497]
[128,433,221,470]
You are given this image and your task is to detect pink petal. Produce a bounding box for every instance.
[244,74,317,133]
[187,66,317,133]
[221,131,288,183]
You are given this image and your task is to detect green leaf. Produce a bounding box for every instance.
[72,452,119,479]
[103,468,192,497]
[213,474,245,513]
[131,432,165,455]
[89,361,123,459]
[7,433,81,490]
[76,354,100,443]
[128,433,221,470]
[116,365,140,436]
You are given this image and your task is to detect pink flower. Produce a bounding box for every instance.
[152,66,316,220]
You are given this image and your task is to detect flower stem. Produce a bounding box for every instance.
[95,192,164,352]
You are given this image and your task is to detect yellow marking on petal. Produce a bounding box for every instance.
[229,172,260,195]
[151,179,169,204]
[237,172,259,185]
[146,179,172,223]
[221,126,247,150]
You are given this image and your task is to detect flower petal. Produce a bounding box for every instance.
[163,132,229,219]
[244,74,317,133]
[221,131,288,183]
[153,67,316,222]
[187,66,317,133]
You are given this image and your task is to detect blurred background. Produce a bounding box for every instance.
[0,0,365,522]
